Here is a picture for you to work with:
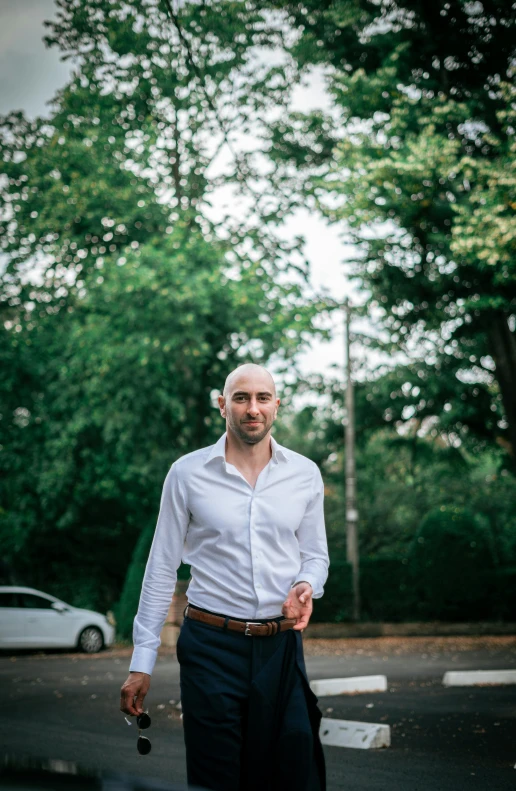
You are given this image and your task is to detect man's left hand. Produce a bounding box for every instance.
[282,582,313,631]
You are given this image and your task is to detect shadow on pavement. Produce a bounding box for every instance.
[0,755,206,791]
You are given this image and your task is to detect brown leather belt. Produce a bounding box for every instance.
[185,605,296,637]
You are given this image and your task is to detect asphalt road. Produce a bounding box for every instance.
[3,639,516,791]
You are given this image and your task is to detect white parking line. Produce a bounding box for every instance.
[443,669,516,687]
[319,717,391,749]
[310,675,388,696]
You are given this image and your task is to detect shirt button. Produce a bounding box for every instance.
[256,583,262,589]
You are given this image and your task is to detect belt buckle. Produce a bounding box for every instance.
[244,621,262,636]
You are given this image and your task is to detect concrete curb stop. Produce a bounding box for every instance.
[319,717,391,749]
[442,669,516,687]
[310,675,388,696]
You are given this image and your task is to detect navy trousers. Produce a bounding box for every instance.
[176,610,325,791]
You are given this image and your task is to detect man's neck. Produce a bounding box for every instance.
[225,429,272,473]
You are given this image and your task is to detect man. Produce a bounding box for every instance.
[120,363,329,790]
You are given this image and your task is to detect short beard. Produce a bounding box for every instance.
[230,421,272,445]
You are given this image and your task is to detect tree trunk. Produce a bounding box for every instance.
[488,312,516,457]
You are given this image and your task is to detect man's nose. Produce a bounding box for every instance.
[247,399,260,416]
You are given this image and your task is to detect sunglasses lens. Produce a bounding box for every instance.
[137,736,151,755]
[137,713,151,729]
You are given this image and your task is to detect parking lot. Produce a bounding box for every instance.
[3,635,516,790]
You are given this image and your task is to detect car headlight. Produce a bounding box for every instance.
[106,610,116,627]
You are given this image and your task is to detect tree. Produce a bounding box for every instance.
[261,0,516,457]
[409,505,497,620]
[0,221,328,610]
[276,379,516,564]
[0,0,308,309]
[0,0,334,609]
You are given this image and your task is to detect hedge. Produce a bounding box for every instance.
[313,555,514,624]
[360,556,416,622]
[311,559,354,623]
[407,505,498,621]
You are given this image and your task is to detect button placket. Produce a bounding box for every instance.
[249,492,263,600]
[226,458,273,607]
[251,465,268,599]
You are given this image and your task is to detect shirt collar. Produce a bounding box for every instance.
[204,433,228,465]
[271,435,289,464]
[204,432,289,465]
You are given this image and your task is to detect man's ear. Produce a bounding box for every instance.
[218,394,226,417]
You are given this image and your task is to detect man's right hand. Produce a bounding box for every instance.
[120,671,151,717]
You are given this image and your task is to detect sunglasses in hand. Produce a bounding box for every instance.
[124,711,152,755]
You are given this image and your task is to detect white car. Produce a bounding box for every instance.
[0,586,115,653]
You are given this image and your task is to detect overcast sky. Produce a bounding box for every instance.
[1,0,356,382]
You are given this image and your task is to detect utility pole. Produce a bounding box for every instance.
[344,300,360,621]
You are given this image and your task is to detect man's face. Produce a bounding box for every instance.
[219,371,280,445]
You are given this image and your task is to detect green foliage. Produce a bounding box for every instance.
[311,559,353,623]
[2,1,516,627]
[316,553,512,624]
[260,0,516,458]
[0,0,310,305]
[277,379,516,564]
[278,394,516,623]
[497,567,516,620]
[0,226,326,611]
[116,524,154,640]
[408,505,498,621]
[0,1,334,613]
[360,556,415,622]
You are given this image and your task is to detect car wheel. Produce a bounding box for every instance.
[78,626,104,654]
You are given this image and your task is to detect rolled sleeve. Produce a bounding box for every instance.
[294,466,329,599]
[129,463,190,675]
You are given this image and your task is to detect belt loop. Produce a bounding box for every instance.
[223,616,230,630]
[183,605,189,619]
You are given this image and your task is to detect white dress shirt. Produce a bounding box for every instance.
[130,432,329,675]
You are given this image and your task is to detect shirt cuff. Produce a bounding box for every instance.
[292,573,324,599]
[129,645,158,676]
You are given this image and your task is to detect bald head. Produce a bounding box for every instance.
[223,363,276,400]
